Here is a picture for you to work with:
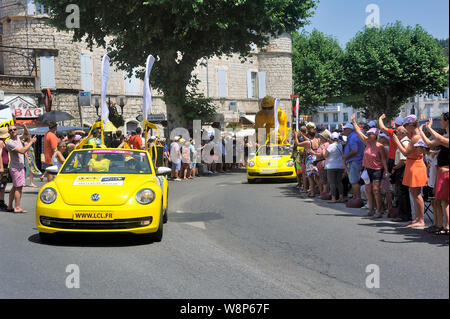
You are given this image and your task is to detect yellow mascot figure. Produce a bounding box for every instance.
[255,96,288,145]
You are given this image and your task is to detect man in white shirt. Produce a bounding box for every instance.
[170,136,182,180]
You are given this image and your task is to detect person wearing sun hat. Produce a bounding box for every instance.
[391,113,428,228]
[351,113,389,218]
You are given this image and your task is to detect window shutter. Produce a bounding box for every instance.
[247,71,253,98]
[258,72,266,98]
[217,69,227,98]
[40,56,55,89]
[125,69,140,95]
[80,54,92,92]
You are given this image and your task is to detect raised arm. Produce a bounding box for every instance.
[351,113,368,144]
[378,114,390,135]
[419,124,440,148]
[426,119,449,148]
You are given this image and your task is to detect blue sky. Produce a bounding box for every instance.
[303,0,449,46]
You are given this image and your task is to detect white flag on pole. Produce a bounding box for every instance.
[101,55,110,123]
[143,55,155,122]
[274,98,280,134]
[295,97,300,131]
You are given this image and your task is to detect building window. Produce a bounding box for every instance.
[39,56,55,89]
[343,112,348,122]
[218,68,227,98]
[425,104,433,118]
[80,54,92,92]
[357,112,361,120]
[27,1,50,15]
[247,71,257,98]
[125,69,140,95]
[440,104,449,114]
[333,113,339,123]
[323,113,328,123]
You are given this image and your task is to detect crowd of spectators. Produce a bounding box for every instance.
[292,112,449,235]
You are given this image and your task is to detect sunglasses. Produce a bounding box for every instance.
[8,128,17,132]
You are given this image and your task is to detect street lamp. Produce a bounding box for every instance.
[116,96,127,115]
[93,95,101,116]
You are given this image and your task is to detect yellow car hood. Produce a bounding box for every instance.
[53,174,158,206]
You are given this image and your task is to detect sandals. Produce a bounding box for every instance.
[435,228,449,235]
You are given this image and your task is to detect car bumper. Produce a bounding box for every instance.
[247,167,296,179]
[36,201,162,235]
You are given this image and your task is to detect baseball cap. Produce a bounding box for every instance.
[367,128,379,135]
[343,123,354,130]
[394,117,404,126]
[330,132,340,140]
[74,134,82,141]
[379,133,389,140]
[368,121,376,128]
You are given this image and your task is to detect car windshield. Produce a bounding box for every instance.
[257,145,293,156]
[60,149,152,174]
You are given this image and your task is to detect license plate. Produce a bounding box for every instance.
[73,212,114,221]
[259,170,276,175]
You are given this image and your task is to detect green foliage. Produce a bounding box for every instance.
[342,22,449,120]
[292,29,344,112]
[38,0,318,127]
[435,38,449,59]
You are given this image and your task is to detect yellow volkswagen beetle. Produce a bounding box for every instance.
[36,148,170,242]
[247,144,296,183]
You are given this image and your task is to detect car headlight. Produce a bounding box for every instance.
[248,161,255,167]
[286,160,294,167]
[136,189,155,205]
[40,188,57,204]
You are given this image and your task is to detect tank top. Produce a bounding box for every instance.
[52,152,62,169]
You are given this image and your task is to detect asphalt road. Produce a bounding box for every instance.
[0,170,448,299]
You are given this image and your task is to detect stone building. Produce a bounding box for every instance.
[399,88,449,120]
[0,0,293,133]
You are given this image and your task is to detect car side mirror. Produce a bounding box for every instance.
[156,167,172,176]
[46,165,59,175]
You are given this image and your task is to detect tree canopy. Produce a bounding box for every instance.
[342,22,448,120]
[292,29,344,113]
[39,0,318,127]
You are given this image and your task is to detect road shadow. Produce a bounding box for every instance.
[168,211,223,223]
[358,222,449,246]
[28,232,158,247]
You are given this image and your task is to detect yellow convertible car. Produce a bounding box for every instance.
[36,148,170,242]
[247,144,296,183]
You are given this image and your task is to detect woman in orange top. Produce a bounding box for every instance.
[392,115,427,228]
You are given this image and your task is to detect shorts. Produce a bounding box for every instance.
[366,168,384,183]
[189,162,197,170]
[172,161,181,171]
[9,167,26,188]
[347,161,363,184]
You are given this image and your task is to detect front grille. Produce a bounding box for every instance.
[40,217,152,230]
[248,172,294,177]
